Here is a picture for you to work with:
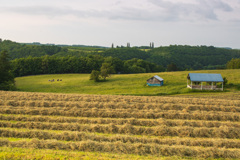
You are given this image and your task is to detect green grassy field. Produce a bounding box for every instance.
[0,147,175,160]
[15,69,240,95]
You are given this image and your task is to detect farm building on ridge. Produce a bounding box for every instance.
[147,75,164,86]
[187,73,224,91]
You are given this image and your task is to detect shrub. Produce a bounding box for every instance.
[89,70,100,82]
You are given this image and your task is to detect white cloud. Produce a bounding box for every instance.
[0,0,240,48]
[148,0,234,21]
[0,0,238,22]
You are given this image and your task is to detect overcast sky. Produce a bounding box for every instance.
[1,0,240,48]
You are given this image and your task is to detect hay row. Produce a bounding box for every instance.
[0,138,239,158]
[1,128,240,149]
[1,91,239,106]
[2,100,240,113]
[1,114,240,128]
[0,107,239,121]
[1,121,240,138]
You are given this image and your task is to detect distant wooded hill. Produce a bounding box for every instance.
[147,45,240,70]
[1,39,240,71]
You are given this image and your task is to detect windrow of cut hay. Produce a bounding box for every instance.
[2,99,240,112]
[0,121,240,138]
[0,138,240,159]
[1,114,240,128]
[0,91,240,159]
[1,107,240,121]
[1,91,239,107]
[1,128,240,149]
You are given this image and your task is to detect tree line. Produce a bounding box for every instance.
[11,55,165,77]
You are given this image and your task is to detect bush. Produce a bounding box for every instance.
[0,81,16,91]
[223,77,228,85]
[89,70,100,82]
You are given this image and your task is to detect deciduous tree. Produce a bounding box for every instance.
[100,63,115,80]
[0,51,15,90]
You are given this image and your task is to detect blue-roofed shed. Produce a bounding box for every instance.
[147,75,164,86]
[187,73,224,91]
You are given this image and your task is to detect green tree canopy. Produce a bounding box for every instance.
[227,58,240,69]
[0,51,15,90]
[89,70,100,82]
[100,63,115,80]
[167,63,178,72]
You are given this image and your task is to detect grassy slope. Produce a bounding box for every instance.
[0,147,171,160]
[15,69,240,95]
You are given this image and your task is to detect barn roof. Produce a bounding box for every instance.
[188,73,223,82]
[153,75,164,81]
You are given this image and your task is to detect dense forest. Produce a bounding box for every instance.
[98,46,240,70]
[147,45,240,70]
[1,39,240,77]
[0,39,67,59]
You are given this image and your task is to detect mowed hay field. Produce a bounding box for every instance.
[0,91,240,159]
[15,69,240,95]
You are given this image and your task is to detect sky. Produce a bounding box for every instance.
[0,0,240,48]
